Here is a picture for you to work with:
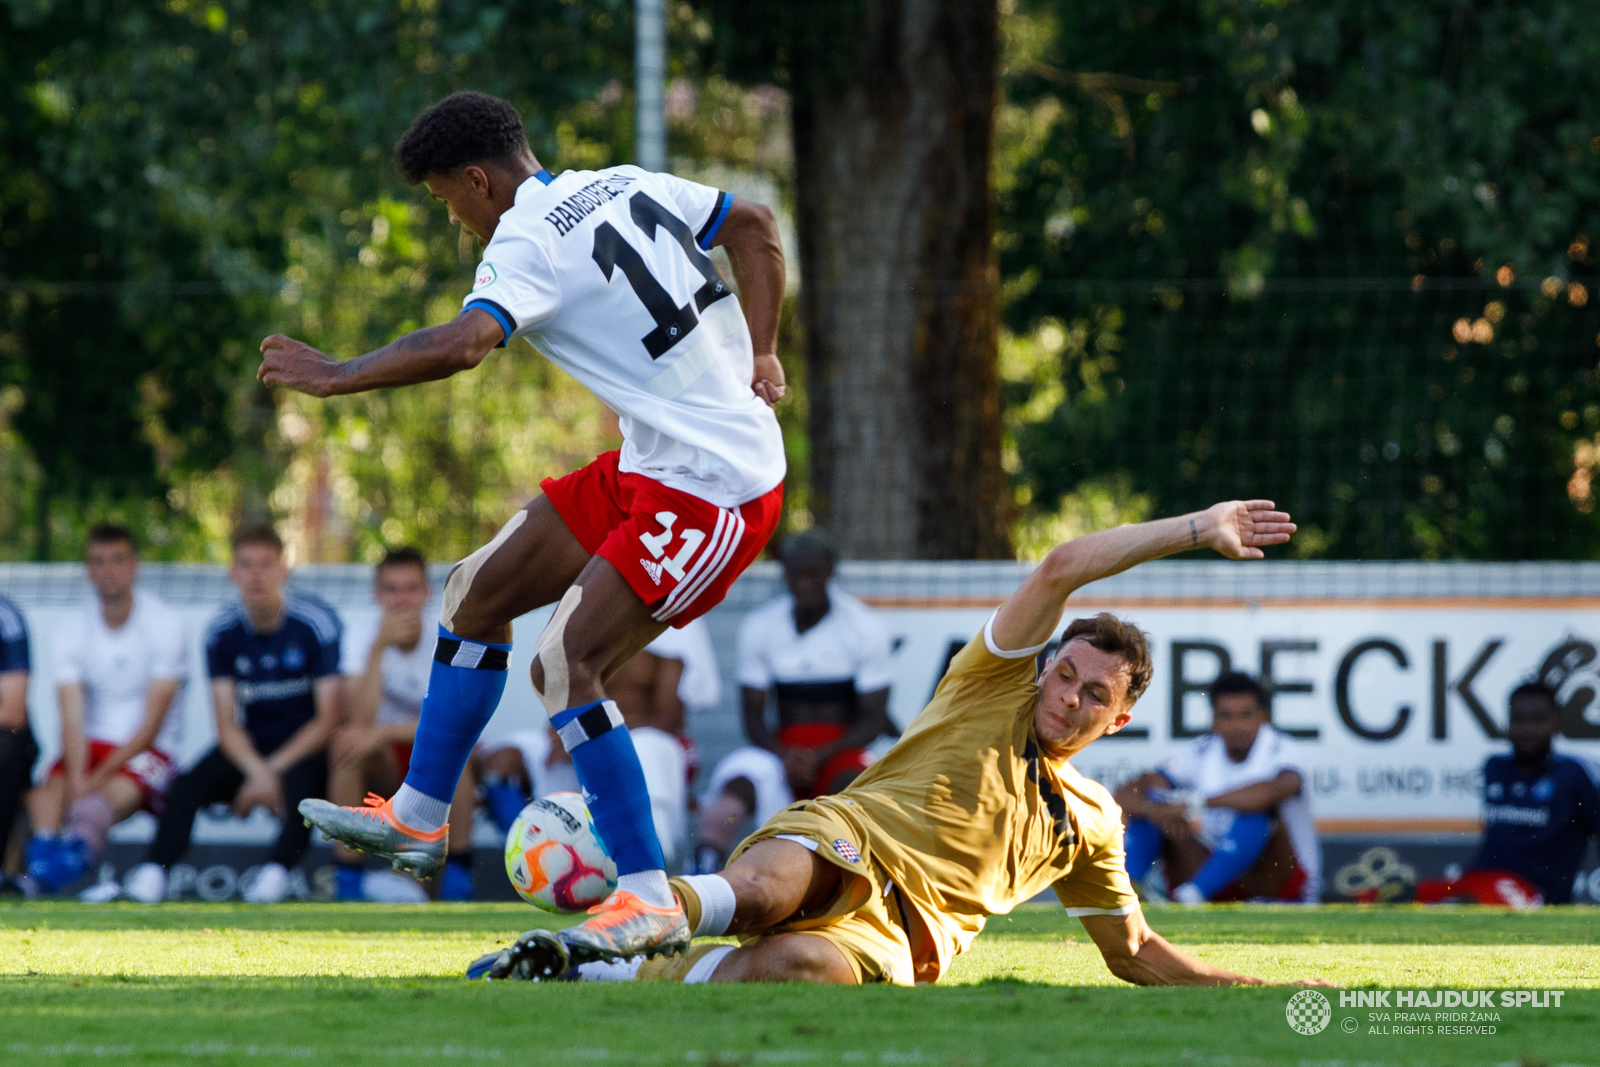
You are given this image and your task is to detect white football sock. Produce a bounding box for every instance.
[391,784,450,833]
[683,945,735,984]
[617,869,673,908]
[679,873,737,936]
[575,956,644,982]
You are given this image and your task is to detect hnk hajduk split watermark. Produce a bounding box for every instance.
[1285,988,1566,1037]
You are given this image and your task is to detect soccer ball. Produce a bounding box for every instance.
[503,792,617,913]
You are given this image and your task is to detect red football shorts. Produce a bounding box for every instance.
[49,739,177,811]
[542,450,783,628]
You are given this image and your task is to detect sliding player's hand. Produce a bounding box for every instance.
[752,353,786,407]
[1206,500,1294,559]
[258,334,342,398]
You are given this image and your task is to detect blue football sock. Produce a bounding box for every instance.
[1188,811,1272,899]
[401,627,512,804]
[484,776,529,835]
[335,864,364,901]
[1123,817,1162,882]
[551,699,665,877]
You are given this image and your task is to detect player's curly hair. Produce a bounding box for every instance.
[394,91,530,184]
[1058,613,1154,704]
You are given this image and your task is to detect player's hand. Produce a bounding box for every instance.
[752,353,786,407]
[376,607,423,651]
[1205,500,1294,559]
[258,335,343,398]
[234,770,285,817]
[1148,803,1193,839]
[781,746,820,790]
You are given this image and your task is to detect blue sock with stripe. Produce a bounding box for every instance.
[401,627,512,806]
[550,699,665,878]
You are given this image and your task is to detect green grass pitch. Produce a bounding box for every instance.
[3,902,1597,1066]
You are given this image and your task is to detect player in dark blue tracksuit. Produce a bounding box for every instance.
[133,527,343,901]
[1466,683,1600,904]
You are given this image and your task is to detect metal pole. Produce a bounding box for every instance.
[635,0,665,172]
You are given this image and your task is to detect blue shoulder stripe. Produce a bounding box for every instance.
[464,298,516,348]
[287,593,343,646]
[696,191,733,250]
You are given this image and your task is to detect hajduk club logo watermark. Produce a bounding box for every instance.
[1287,989,1567,1037]
[1286,990,1332,1035]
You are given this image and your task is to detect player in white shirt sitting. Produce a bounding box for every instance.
[267,90,788,962]
[1114,672,1320,904]
[27,525,187,896]
[690,530,893,874]
[331,548,478,901]
[475,618,721,867]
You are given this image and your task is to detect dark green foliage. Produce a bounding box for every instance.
[0,0,633,558]
[1000,0,1600,558]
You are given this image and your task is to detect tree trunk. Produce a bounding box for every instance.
[792,0,1010,559]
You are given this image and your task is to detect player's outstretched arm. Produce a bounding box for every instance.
[989,500,1294,651]
[1080,910,1326,987]
[257,308,507,398]
[710,197,786,406]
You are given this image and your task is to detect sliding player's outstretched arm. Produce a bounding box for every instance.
[1080,910,1327,987]
[256,307,506,398]
[989,500,1295,651]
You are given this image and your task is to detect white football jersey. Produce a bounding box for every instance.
[52,593,187,754]
[1161,724,1321,899]
[463,166,785,508]
[339,612,438,727]
[736,587,894,695]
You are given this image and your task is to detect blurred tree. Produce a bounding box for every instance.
[697,0,1012,559]
[0,0,635,560]
[998,0,1600,559]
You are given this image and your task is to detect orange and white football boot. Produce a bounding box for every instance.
[298,794,448,879]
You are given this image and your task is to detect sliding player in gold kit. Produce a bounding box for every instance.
[474,499,1327,987]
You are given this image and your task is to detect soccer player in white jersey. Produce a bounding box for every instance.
[27,525,187,896]
[262,91,786,962]
[1116,672,1320,903]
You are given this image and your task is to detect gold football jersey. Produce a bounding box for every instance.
[811,626,1139,980]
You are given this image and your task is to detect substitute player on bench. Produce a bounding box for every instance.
[28,525,188,897]
[475,499,1325,987]
[690,529,892,874]
[262,90,786,961]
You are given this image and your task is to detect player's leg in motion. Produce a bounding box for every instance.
[529,557,689,961]
[472,838,852,983]
[299,498,589,876]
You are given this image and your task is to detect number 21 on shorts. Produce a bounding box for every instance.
[638,511,706,584]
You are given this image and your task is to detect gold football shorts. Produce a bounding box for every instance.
[730,799,916,986]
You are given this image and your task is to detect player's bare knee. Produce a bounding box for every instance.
[742,936,854,985]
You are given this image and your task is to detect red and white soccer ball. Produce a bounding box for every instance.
[503,792,618,913]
